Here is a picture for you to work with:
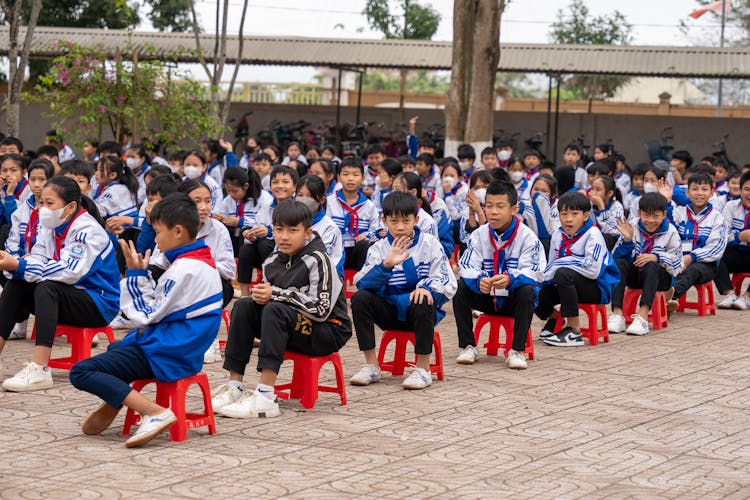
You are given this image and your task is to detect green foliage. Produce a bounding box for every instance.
[362,0,440,40]
[549,0,633,100]
[360,70,449,94]
[142,0,193,32]
[32,42,222,149]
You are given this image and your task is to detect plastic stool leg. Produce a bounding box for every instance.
[432,332,444,381]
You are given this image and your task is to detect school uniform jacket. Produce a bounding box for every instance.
[441,181,468,222]
[119,240,223,382]
[520,192,559,241]
[613,218,683,276]
[135,163,150,206]
[615,171,631,201]
[459,216,546,309]
[5,195,39,256]
[326,190,381,247]
[93,183,138,222]
[355,227,457,323]
[0,180,31,224]
[198,173,222,210]
[512,178,531,204]
[574,166,589,190]
[593,198,625,236]
[669,202,727,264]
[363,164,380,193]
[712,193,738,214]
[216,195,259,235]
[421,166,441,195]
[544,220,620,304]
[312,208,344,277]
[208,151,238,187]
[429,195,455,256]
[151,217,236,281]
[722,199,750,253]
[624,189,641,218]
[7,209,120,322]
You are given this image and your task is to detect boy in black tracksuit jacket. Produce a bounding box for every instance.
[211,200,352,419]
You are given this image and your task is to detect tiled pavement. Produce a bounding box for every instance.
[1,289,749,498]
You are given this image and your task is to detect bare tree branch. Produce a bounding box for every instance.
[189,0,212,78]
[215,0,229,88]
[219,0,249,134]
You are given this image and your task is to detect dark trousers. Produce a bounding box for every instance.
[715,247,750,294]
[535,268,601,319]
[0,280,106,346]
[350,289,436,355]
[343,240,370,271]
[452,279,535,351]
[237,238,275,284]
[70,342,155,409]
[673,262,717,300]
[612,259,673,310]
[223,298,346,375]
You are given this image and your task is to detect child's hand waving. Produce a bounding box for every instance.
[657,179,673,202]
[383,236,412,269]
[120,239,151,270]
[615,217,634,242]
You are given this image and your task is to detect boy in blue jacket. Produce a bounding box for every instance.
[70,194,223,448]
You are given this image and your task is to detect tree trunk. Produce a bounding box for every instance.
[219,0,249,136]
[464,0,502,154]
[398,69,408,121]
[444,0,476,156]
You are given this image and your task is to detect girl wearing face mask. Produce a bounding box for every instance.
[459,170,493,243]
[627,165,666,219]
[0,176,120,392]
[182,149,222,211]
[440,162,468,248]
[296,175,344,276]
[523,174,560,255]
[507,157,531,204]
[588,175,624,250]
[93,156,139,238]
[125,145,151,206]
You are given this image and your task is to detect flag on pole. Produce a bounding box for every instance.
[689,0,731,19]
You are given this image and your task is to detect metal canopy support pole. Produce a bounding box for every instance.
[553,76,561,165]
[545,75,552,158]
[356,68,365,125]
[335,67,343,153]
[717,0,727,117]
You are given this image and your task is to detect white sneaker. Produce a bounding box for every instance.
[506,349,528,370]
[625,315,649,336]
[2,362,53,392]
[217,390,280,419]
[718,293,739,309]
[7,320,28,340]
[211,383,243,410]
[349,364,381,386]
[456,345,479,365]
[109,313,136,330]
[608,314,626,333]
[125,409,177,448]
[401,367,432,390]
[203,339,222,364]
[732,294,750,311]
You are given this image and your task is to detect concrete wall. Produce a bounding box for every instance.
[4,102,749,165]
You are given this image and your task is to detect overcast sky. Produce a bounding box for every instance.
[186,0,730,82]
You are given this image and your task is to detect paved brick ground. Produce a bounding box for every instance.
[1,287,749,498]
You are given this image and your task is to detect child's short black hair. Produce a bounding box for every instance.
[365,144,386,157]
[398,155,415,167]
[586,161,611,177]
[440,156,459,169]
[272,199,312,229]
[253,152,273,164]
[420,138,436,150]
[557,192,591,212]
[28,158,55,179]
[457,144,476,161]
[270,164,300,184]
[486,180,518,205]
[638,193,668,213]
[631,163,650,178]
[533,174,558,198]
[564,143,582,155]
[150,193,200,239]
[740,171,750,189]
[672,150,693,168]
[727,168,741,182]
[644,164,667,180]
[167,150,187,163]
[60,159,94,179]
[36,145,59,159]
[490,167,510,184]
[470,169,494,188]
[339,156,364,174]
[146,174,179,198]
[416,153,435,166]
[382,190,419,218]
[145,164,172,181]
[380,157,403,178]
[687,172,714,188]
[0,136,23,152]
[99,141,122,157]
[686,163,715,177]
[480,147,497,158]
[523,149,543,161]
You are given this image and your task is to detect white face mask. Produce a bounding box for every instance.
[498,150,512,162]
[510,171,524,183]
[39,205,69,230]
[126,158,140,170]
[643,182,658,193]
[169,164,182,175]
[442,176,458,190]
[458,161,472,172]
[474,188,487,205]
[184,166,203,180]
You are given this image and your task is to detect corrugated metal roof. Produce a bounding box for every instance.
[1,26,749,78]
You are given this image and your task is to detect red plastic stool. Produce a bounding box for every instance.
[274,351,346,410]
[554,304,609,345]
[218,309,231,350]
[472,314,535,360]
[122,372,216,442]
[450,245,460,267]
[251,268,263,285]
[622,289,668,331]
[33,325,115,370]
[344,269,357,299]
[732,273,750,296]
[377,330,444,381]
[677,283,716,317]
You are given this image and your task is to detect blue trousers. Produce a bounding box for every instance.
[69,341,154,409]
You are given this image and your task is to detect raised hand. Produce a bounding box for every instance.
[657,179,673,202]
[119,239,151,270]
[615,216,634,242]
[383,235,412,269]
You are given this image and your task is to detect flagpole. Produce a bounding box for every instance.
[717,0,726,117]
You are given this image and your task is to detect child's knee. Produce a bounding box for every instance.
[554,267,577,284]
[350,289,373,312]
[514,284,536,302]
[33,280,58,302]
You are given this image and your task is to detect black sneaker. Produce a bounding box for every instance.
[543,327,584,347]
[539,317,561,339]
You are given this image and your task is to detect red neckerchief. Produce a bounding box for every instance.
[524,167,539,181]
[422,169,436,187]
[743,204,750,229]
[95,183,106,199]
[338,195,362,237]
[686,206,712,246]
[488,217,521,275]
[558,231,585,258]
[24,206,39,254]
[463,166,476,183]
[641,230,657,254]
[235,200,245,219]
[13,178,28,200]
[175,245,217,269]
[54,209,86,260]
[427,190,436,204]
